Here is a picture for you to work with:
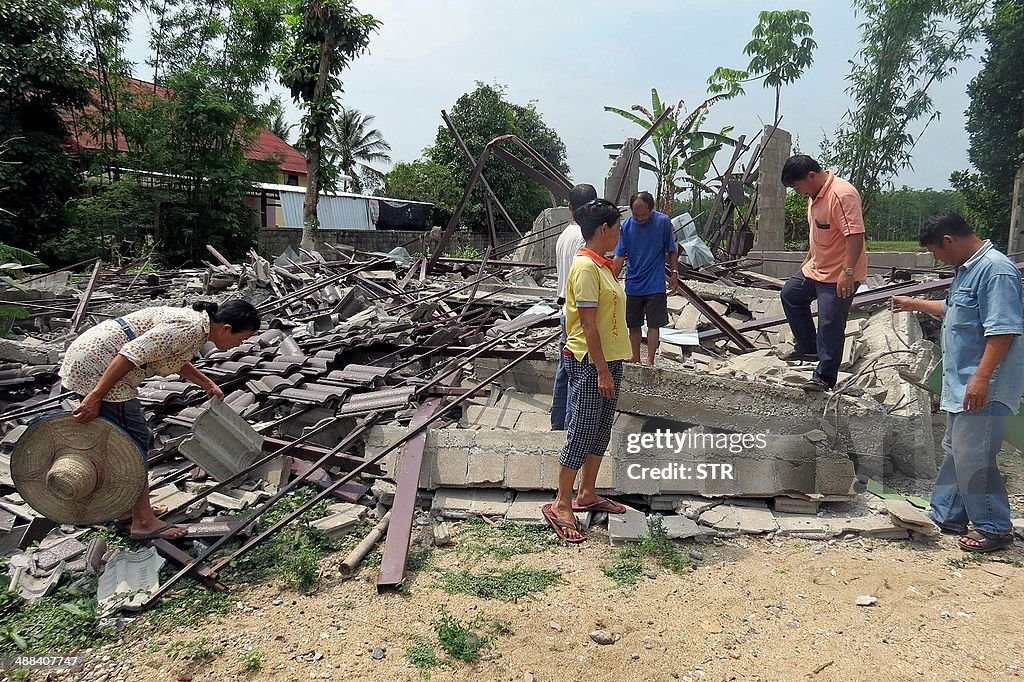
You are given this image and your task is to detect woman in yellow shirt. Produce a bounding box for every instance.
[543,199,631,542]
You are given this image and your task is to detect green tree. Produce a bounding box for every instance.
[328,107,390,194]
[384,160,461,226]
[428,82,569,233]
[62,0,288,265]
[821,0,986,211]
[604,88,734,215]
[707,9,817,123]
[952,0,1024,247]
[0,0,91,253]
[267,100,296,144]
[277,0,379,249]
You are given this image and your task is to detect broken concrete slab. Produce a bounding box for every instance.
[608,505,648,546]
[36,536,86,570]
[773,512,832,538]
[6,554,65,603]
[773,496,820,514]
[372,479,396,506]
[501,491,587,527]
[675,495,722,520]
[97,546,165,614]
[698,502,778,534]
[430,488,512,519]
[884,499,939,537]
[661,515,710,540]
[1012,518,1024,540]
[432,520,452,546]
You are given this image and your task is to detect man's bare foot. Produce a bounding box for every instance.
[629,356,641,364]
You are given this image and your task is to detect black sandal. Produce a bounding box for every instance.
[958,529,1014,553]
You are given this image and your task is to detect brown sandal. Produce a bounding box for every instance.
[958,529,1013,553]
[542,503,586,544]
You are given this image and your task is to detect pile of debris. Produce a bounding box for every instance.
[0,229,979,614]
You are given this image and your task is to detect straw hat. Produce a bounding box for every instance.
[12,412,147,525]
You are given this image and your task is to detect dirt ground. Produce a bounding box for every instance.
[53,457,1024,682]
[20,445,1022,682]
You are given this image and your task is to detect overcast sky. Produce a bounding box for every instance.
[127,0,985,191]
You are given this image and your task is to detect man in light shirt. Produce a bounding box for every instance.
[551,183,597,430]
[779,155,868,391]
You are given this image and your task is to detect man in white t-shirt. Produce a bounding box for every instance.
[551,183,598,430]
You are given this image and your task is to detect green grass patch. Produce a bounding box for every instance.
[433,607,494,662]
[224,485,367,594]
[0,579,115,662]
[146,583,231,630]
[405,636,440,679]
[436,566,564,601]
[602,516,692,587]
[240,647,263,672]
[166,637,223,662]
[946,552,1023,569]
[456,518,560,560]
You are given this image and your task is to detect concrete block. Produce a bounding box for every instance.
[884,499,939,536]
[698,502,778,534]
[504,492,551,525]
[815,458,856,496]
[1012,518,1024,540]
[540,450,565,489]
[773,496,820,514]
[595,459,615,491]
[608,505,649,546]
[433,446,469,487]
[432,520,452,546]
[310,511,362,539]
[507,453,544,490]
[467,451,506,485]
[666,295,687,314]
[430,488,511,518]
[830,513,907,537]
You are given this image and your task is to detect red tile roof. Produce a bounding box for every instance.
[64,75,306,175]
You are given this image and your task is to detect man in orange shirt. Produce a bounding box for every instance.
[779,155,867,391]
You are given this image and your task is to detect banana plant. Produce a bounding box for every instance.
[605,88,735,215]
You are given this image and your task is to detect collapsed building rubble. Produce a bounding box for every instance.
[1,113,1015,614]
[0,224,990,616]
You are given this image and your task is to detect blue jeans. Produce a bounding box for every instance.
[930,402,1012,536]
[551,315,569,430]
[780,271,855,387]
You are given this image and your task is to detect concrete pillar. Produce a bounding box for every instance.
[754,125,792,252]
[604,137,640,204]
[1007,164,1024,256]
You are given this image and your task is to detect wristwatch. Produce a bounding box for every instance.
[842,266,854,276]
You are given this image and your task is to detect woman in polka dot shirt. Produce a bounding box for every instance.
[58,300,260,539]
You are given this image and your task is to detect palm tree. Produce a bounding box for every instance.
[327,108,391,194]
[268,111,295,144]
[605,88,735,215]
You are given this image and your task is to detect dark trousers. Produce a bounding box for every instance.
[780,271,855,387]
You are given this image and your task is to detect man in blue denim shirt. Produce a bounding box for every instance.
[892,211,1024,553]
